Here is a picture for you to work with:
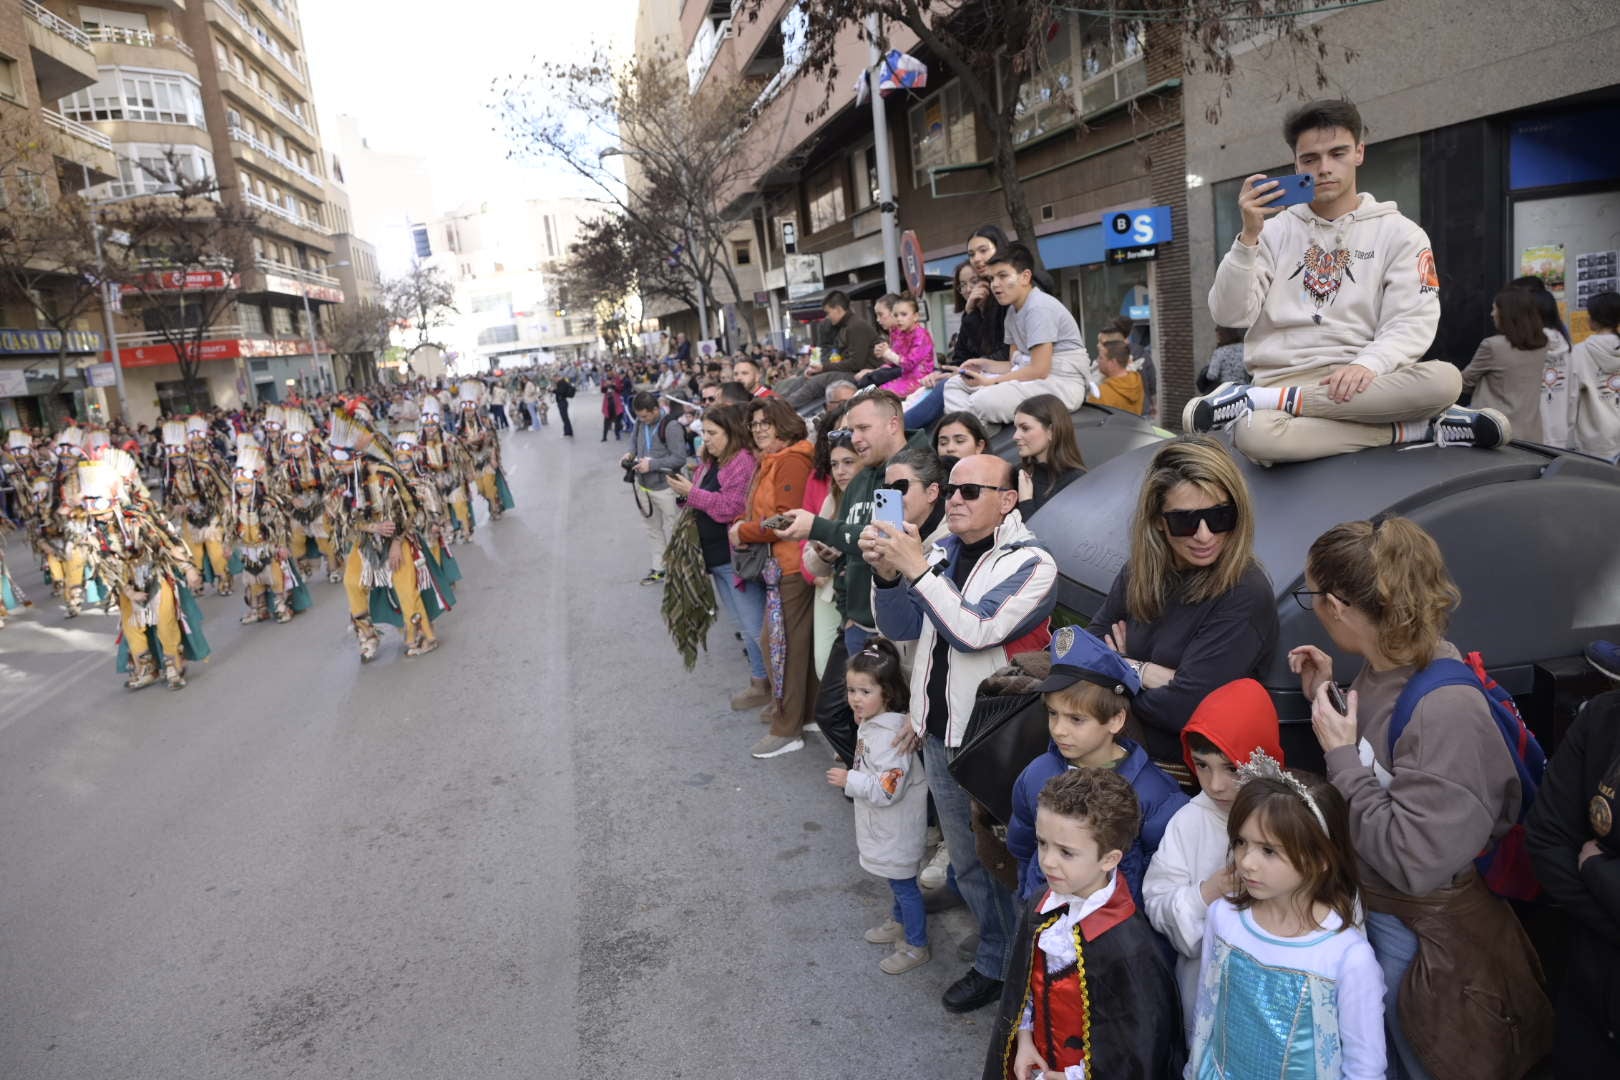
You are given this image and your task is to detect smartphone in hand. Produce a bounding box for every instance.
[1268,172,1316,207]
[872,488,905,529]
[762,513,794,531]
[1325,682,1348,715]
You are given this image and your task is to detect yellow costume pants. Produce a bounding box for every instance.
[185,537,228,578]
[292,527,339,569]
[47,548,86,590]
[118,583,181,662]
[449,498,473,533]
[343,546,433,639]
[244,562,288,602]
[475,472,499,506]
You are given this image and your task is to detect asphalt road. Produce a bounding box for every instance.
[0,399,991,1079]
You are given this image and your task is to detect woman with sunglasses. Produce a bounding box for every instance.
[728,397,817,759]
[1010,393,1086,519]
[1092,435,1277,784]
[1291,517,1552,1079]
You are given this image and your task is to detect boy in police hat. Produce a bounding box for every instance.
[1005,625,1188,906]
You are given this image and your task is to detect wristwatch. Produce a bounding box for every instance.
[1124,657,1146,679]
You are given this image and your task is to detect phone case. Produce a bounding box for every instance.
[1272,173,1315,207]
[872,489,904,527]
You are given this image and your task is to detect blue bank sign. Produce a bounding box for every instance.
[0,328,104,355]
[1103,205,1172,265]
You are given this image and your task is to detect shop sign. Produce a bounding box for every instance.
[0,369,27,397]
[120,269,239,294]
[785,253,825,301]
[1103,205,1172,265]
[240,337,329,358]
[263,272,345,304]
[85,362,119,388]
[0,328,104,355]
[1106,245,1159,266]
[113,338,243,369]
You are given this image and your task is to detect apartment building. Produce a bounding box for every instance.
[0,0,117,429]
[30,0,347,423]
[1181,0,1620,374]
[413,197,600,373]
[644,1,1195,415]
[324,146,384,388]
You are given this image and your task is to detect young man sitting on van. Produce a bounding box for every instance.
[1185,99,1507,464]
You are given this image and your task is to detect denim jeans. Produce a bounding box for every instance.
[925,733,1016,979]
[1365,909,1432,1080]
[904,383,946,431]
[710,564,766,680]
[888,876,927,947]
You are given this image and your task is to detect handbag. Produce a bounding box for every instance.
[946,690,1052,825]
[732,541,771,582]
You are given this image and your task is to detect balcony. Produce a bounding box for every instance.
[218,67,318,149]
[211,0,307,89]
[42,109,117,183]
[243,189,332,241]
[229,125,323,196]
[255,258,345,303]
[24,1,99,100]
[87,25,197,58]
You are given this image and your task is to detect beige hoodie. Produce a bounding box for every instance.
[1208,193,1439,383]
[1571,330,1620,461]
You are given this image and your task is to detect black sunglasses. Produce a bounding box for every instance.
[943,482,1011,502]
[827,429,855,447]
[884,478,914,495]
[1162,503,1238,538]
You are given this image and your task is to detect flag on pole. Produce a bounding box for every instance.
[854,51,928,105]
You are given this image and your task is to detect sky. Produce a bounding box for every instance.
[298,0,638,217]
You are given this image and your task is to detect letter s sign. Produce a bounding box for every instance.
[1132,214,1155,244]
[1103,205,1173,251]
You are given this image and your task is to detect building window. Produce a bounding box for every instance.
[806,163,846,234]
[0,54,20,102]
[239,303,266,335]
[909,82,977,187]
[1013,13,1147,145]
[478,324,519,346]
[271,307,294,335]
[102,144,215,197]
[733,241,752,266]
[851,142,880,211]
[61,68,208,127]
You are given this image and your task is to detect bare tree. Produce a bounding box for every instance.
[0,115,118,405]
[103,151,258,413]
[324,298,396,387]
[734,0,1357,268]
[383,260,456,374]
[494,45,763,342]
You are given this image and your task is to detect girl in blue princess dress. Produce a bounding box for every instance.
[1188,752,1384,1079]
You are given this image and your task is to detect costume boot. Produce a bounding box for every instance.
[404,613,439,658]
[240,590,270,624]
[163,656,186,690]
[274,592,293,623]
[64,584,84,618]
[124,653,159,690]
[730,677,771,711]
[351,614,381,662]
[215,577,232,597]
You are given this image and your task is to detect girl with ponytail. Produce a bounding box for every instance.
[1288,517,1552,1080]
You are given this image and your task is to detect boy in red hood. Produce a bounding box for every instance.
[1140,677,1284,1040]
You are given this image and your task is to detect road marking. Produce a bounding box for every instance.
[0,650,109,734]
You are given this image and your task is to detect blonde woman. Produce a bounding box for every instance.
[1091,435,1277,781]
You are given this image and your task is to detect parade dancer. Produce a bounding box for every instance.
[46,424,97,616]
[419,396,476,543]
[276,408,343,583]
[3,429,55,581]
[456,382,515,522]
[0,517,29,628]
[69,452,209,691]
[227,439,310,625]
[393,427,464,589]
[328,408,454,662]
[160,418,232,595]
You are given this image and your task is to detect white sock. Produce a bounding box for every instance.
[1244,386,1302,414]
[1391,418,1431,445]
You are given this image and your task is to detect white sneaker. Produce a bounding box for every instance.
[802,721,822,734]
[750,735,804,759]
[919,843,951,890]
[1430,405,1511,449]
[1181,381,1252,433]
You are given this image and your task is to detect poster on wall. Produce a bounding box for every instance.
[1575,249,1619,312]
[1519,244,1567,298]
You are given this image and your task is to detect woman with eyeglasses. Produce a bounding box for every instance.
[1290,517,1552,1079]
[664,405,765,711]
[1092,435,1277,784]
[1010,393,1085,519]
[726,396,818,760]
[802,411,861,680]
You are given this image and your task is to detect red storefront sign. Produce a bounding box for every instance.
[120,270,240,295]
[106,337,332,368]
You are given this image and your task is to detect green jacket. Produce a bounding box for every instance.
[809,463,880,627]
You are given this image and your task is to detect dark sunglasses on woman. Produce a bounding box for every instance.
[1162,503,1238,538]
[827,429,855,447]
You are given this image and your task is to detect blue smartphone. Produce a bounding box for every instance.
[1267,172,1316,207]
[872,488,905,529]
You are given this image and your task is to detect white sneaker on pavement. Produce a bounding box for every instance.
[919,843,951,890]
[750,735,804,759]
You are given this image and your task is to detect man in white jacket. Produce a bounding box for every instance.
[862,454,1057,1015]
[1186,99,1508,463]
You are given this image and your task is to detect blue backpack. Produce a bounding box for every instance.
[1388,651,1547,901]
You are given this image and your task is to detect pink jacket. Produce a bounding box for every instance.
[684,451,757,524]
[880,325,936,398]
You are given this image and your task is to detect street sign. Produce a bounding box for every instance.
[785,253,824,301]
[85,362,119,388]
[1107,245,1160,266]
[1104,205,1173,250]
[899,229,925,295]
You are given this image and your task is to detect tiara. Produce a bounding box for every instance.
[1236,748,1329,835]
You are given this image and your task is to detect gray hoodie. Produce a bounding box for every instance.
[1572,330,1620,462]
[627,410,688,490]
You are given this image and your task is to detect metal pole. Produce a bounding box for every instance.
[81,163,128,420]
[688,211,710,342]
[300,283,320,397]
[866,13,902,295]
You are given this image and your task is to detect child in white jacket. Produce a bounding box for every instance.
[828,637,930,974]
[1186,99,1505,464]
[1142,678,1284,1040]
[1571,292,1620,462]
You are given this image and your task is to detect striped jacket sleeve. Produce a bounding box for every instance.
[904,550,1057,652]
